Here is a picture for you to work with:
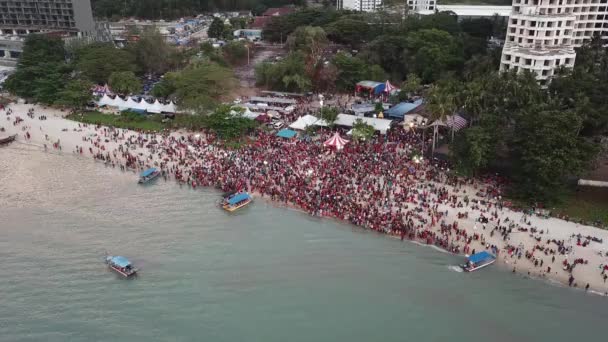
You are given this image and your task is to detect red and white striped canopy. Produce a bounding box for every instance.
[323,132,349,149]
[384,80,398,94]
[431,114,468,132]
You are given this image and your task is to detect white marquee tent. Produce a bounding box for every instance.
[334,114,392,134]
[97,95,177,113]
[289,114,329,130]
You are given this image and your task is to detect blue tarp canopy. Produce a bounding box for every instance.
[468,251,495,264]
[111,256,131,268]
[386,99,423,118]
[140,168,157,177]
[276,129,297,139]
[228,193,250,205]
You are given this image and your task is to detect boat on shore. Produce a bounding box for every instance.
[105,255,138,277]
[0,134,17,146]
[138,168,160,184]
[222,192,252,212]
[461,251,496,272]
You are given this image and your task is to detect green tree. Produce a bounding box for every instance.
[401,73,422,97]
[450,126,494,176]
[332,52,368,91]
[325,18,370,47]
[151,77,176,98]
[128,27,179,74]
[366,64,388,82]
[287,26,328,60]
[109,71,142,95]
[511,105,597,203]
[406,29,464,82]
[205,104,257,139]
[208,18,226,39]
[359,35,409,80]
[319,106,338,125]
[255,52,311,92]
[168,62,237,112]
[4,35,70,102]
[222,41,248,65]
[426,80,458,153]
[56,79,93,108]
[74,43,137,84]
[351,119,375,142]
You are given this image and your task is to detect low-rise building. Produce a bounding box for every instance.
[336,0,383,12]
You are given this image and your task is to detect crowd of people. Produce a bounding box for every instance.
[3,103,608,294]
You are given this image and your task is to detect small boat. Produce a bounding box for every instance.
[105,255,138,277]
[222,192,252,212]
[138,167,161,184]
[461,251,496,272]
[0,134,17,145]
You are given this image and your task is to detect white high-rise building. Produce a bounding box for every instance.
[500,0,608,85]
[407,0,437,12]
[336,0,383,12]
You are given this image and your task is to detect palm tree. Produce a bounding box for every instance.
[426,84,457,155]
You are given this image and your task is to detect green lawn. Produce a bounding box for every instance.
[67,111,165,132]
[552,188,608,228]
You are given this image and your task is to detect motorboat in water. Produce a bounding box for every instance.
[138,167,161,184]
[460,251,496,272]
[222,192,252,212]
[105,255,138,277]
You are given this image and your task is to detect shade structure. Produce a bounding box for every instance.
[334,114,392,134]
[97,94,113,107]
[149,100,164,114]
[276,129,297,139]
[383,80,398,94]
[431,114,468,132]
[323,132,349,150]
[163,101,177,113]
[125,97,141,111]
[289,114,329,130]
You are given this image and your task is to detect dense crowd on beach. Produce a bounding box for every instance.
[3,103,608,295]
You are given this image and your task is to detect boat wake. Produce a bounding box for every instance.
[448,265,463,273]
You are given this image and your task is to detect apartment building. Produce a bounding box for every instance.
[500,0,608,84]
[336,0,383,12]
[0,0,95,36]
[407,0,436,12]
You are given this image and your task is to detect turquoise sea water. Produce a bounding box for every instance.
[1,145,606,342]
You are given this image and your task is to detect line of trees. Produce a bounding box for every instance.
[255,9,507,93]
[4,29,237,112]
[428,37,608,203]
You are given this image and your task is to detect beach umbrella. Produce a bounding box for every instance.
[323,132,349,150]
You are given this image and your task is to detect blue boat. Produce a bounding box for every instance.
[461,251,496,272]
[222,192,252,212]
[138,167,160,184]
[105,255,138,277]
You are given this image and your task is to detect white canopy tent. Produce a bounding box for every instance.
[97,96,177,113]
[148,100,164,114]
[97,94,113,107]
[289,114,329,130]
[334,114,392,134]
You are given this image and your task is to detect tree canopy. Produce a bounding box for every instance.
[74,43,138,84]
[163,61,237,112]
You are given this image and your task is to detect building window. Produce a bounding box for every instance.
[544,60,550,66]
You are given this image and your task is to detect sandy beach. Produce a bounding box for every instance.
[3,102,608,295]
